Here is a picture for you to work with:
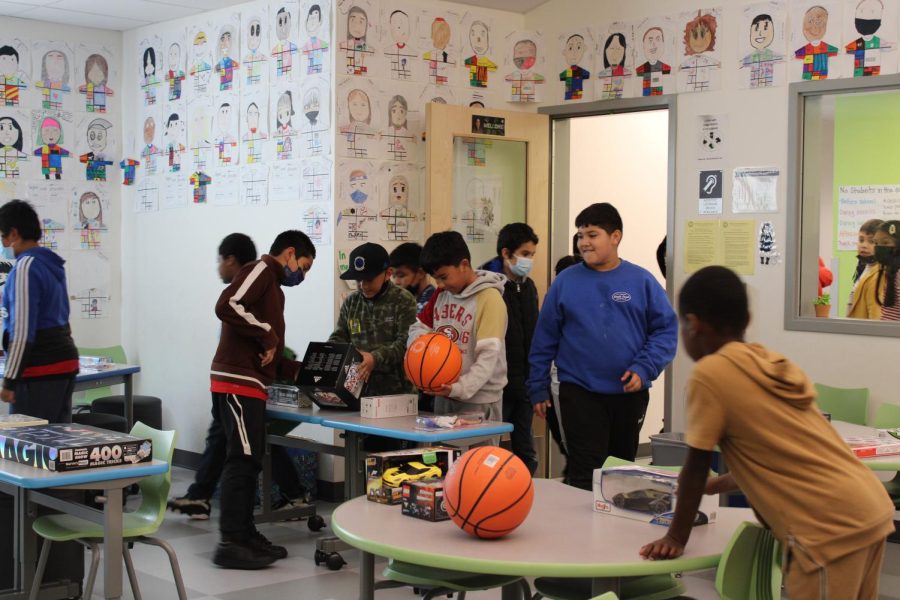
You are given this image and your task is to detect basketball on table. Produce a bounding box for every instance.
[404,333,462,393]
[443,447,534,539]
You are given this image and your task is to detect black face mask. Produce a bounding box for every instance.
[305,110,319,125]
[405,284,419,296]
[855,18,881,36]
[857,254,877,265]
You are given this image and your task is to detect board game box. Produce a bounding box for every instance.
[0,424,153,472]
[296,342,365,410]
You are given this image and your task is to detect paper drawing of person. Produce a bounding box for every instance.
[166,42,186,100]
[302,4,329,75]
[340,88,376,158]
[0,116,26,179]
[271,7,299,78]
[846,0,892,76]
[33,116,70,179]
[76,191,104,249]
[385,9,415,80]
[384,94,415,161]
[242,102,267,163]
[559,34,590,100]
[36,49,71,110]
[423,18,455,85]
[380,174,415,241]
[464,21,497,87]
[78,53,113,113]
[794,5,839,80]
[189,171,212,203]
[215,26,240,91]
[597,33,631,99]
[140,46,159,105]
[636,27,671,96]
[302,86,324,155]
[0,45,26,107]
[244,18,267,85]
[163,112,186,173]
[119,158,138,185]
[189,32,213,92]
[341,5,374,75]
[140,116,160,174]
[505,39,544,102]
[274,90,295,160]
[740,13,784,88]
[78,117,113,181]
[679,11,720,92]
[214,102,237,166]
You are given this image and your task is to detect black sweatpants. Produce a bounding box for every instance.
[11,375,76,423]
[557,382,650,491]
[502,392,538,475]
[217,392,266,543]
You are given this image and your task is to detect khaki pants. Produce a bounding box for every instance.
[784,539,886,600]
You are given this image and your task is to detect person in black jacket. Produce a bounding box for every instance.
[481,223,539,474]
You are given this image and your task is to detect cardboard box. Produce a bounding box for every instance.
[296,342,364,410]
[0,414,49,429]
[845,435,900,458]
[402,479,450,521]
[360,394,418,419]
[0,424,153,472]
[366,446,460,504]
[592,466,717,526]
[267,384,312,409]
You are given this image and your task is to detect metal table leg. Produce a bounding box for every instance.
[102,487,124,600]
[124,374,134,430]
[359,551,374,600]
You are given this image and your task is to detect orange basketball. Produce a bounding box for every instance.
[443,447,534,539]
[404,333,462,393]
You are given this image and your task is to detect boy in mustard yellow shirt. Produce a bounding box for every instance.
[641,266,894,599]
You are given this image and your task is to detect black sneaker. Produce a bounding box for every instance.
[212,541,277,570]
[167,496,211,520]
[270,497,309,522]
[251,531,288,560]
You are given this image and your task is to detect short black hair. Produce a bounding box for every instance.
[751,13,773,27]
[554,255,582,276]
[420,231,470,274]
[0,46,19,61]
[575,202,623,236]
[0,199,41,242]
[572,233,580,256]
[389,242,424,271]
[678,266,749,336]
[496,222,538,257]
[270,230,316,259]
[218,233,257,266]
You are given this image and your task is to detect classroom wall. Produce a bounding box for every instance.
[525,0,899,429]
[0,17,123,349]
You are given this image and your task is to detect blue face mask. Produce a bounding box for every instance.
[350,190,368,204]
[507,255,533,278]
[282,264,305,287]
[0,245,14,261]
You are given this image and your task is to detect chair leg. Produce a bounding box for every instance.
[28,540,52,600]
[80,541,101,600]
[122,544,142,600]
[518,579,532,600]
[137,536,188,600]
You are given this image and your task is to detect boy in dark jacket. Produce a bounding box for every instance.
[481,223,539,473]
[0,200,78,422]
[211,230,315,570]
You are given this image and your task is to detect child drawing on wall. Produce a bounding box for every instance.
[242,102,267,163]
[423,17,455,85]
[140,46,159,105]
[189,31,213,93]
[340,88,375,158]
[79,53,113,113]
[636,27,671,96]
[464,20,497,87]
[214,102,237,166]
[302,4,329,75]
[36,49,71,110]
[680,11,720,92]
[559,34,590,100]
[341,5,373,75]
[244,18,266,85]
[166,43,186,100]
[302,86,325,155]
[597,32,631,99]
[274,90,295,160]
[76,191,104,249]
[0,116,26,179]
[846,0,892,76]
[740,13,784,88]
[380,174,415,241]
[271,7,299,78]
[385,9,415,80]
[164,112,186,173]
[79,118,113,181]
[795,5,839,80]
[384,94,415,161]
[190,106,212,171]
[0,45,27,107]
[140,116,159,174]
[215,26,240,91]
[33,116,70,180]
[505,39,544,102]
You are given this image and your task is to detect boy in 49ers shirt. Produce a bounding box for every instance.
[408,231,507,423]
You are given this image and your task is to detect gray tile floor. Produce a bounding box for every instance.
[85,467,900,599]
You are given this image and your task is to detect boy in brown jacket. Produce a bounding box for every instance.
[641,266,894,599]
[210,230,315,570]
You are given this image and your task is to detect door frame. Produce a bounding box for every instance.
[538,95,678,434]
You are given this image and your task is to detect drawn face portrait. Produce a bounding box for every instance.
[248,20,262,51]
[389,11,409,45]
[165,113,185,142]
[389,98,407,128]
[803,6,829,43]
[750,16,775,50]
[80,192,101,223]
[246,103,260,132]
[276,9,292,42]
[513,40,537,70]
[469,21,489,55]
[86,59,106,85]
[304,89,320,124]
[277,92,293,128]
[389,175,408,206]
[348,7,368,40]
[431,19,451,50]
[168,44,181,70]
[143,117,155,144]
[86,123,109,152]
[855,0,883,37]
[217,104,231,135]
[687,21,713,54]
[0,51,18,78]
[307,6,322,36]
[191,108,210,142]
[643,28,664,62]
[219,30,233,59]
[143,48,155,76]
[564,34,585,65]
[0,118,21,148]
[349,169,368,203]
[41,120,61,145]
[44,50,66,82]
[605,34,626,67]
[348,89,370,123]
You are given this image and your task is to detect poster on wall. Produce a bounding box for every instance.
[210,167,239,205]
[32,41,77,114]
[300,0,331,76]
[160,108,187,174]
[502,30,546,103]
[460,12,499,90]
[380,1,421,82]
[840,0,899,77]
[27,180,68,251]
[336,158,378,241]
[556,28,594,102]
[594,22,633,101]
[336,77,380,159]
[419,9,461,87]
[211,93,240,167]
[187,98,215,172]
[0,39,32,110]
[66,250,111,320]
[242,3,270,89]
[789,0,843,81]
[240,89,270,165]
[240,163,269,206]
[378,80,421,162]
[633,18,675,97]
[70,183,109,251]
[299,74,331,157]
[677,8,722,93]
[302,203,331,245]
[161,171,188,209]
[187,22,215,97]
[377,162,421,242]
[137,36,163,108]
[137,106,163,177]
[270,84,299,161]
[452,171,501,245]
[697,113,727,161]
[300,156,331,203]
[212,13,242,94]
[74,45,115,115]
[134,175,160,213]
[162,30,188,105]
[338,0,380,78]
[269,159,301,202]
[270,0,301,83]
[0,110,32,180]
[738,2,788,89]
[75,114,116,183]
[732,166,779,213]
[31,109,74,181]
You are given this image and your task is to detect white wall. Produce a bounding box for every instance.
[526,0,898,430]
[567,110,669,441]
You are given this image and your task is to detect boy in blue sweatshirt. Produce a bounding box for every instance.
[528,203,677,490]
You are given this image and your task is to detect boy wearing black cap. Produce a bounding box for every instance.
[329,242,418,396]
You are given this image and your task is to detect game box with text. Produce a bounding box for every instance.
[296,342,365,410]
[0,424,153,472]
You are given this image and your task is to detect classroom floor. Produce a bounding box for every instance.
[82,466,900,600]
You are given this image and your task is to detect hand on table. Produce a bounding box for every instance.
[0,388,14,404]
[639,534,685,561]
[533,400,551,418]
[621,370,643,393]
[357,351,375,381]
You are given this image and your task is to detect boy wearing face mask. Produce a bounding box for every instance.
[481,223,540,474]
[211,230,315,570]
[389,242,435,312]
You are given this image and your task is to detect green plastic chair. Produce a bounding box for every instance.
[591,595,619,600]
[29,423,185,600]
[77,345,128,404]
[374,559,531,599]
[813,383,869,425]
[714,521,782,600]
[532,457,684,600]
[871,403,900,503]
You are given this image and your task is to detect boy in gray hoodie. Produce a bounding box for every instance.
[408,231,507,422]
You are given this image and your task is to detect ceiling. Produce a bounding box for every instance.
[0,0,549,31]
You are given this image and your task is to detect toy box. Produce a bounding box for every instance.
[844,430,900,458]
[267,384,312,409]
[401,479,450,521]
[366,446,460,505]
[0,414,49,429]
[592,466,717,526]
[296,342,365,410]
[360,394,418,419]
[0,424,153,472]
